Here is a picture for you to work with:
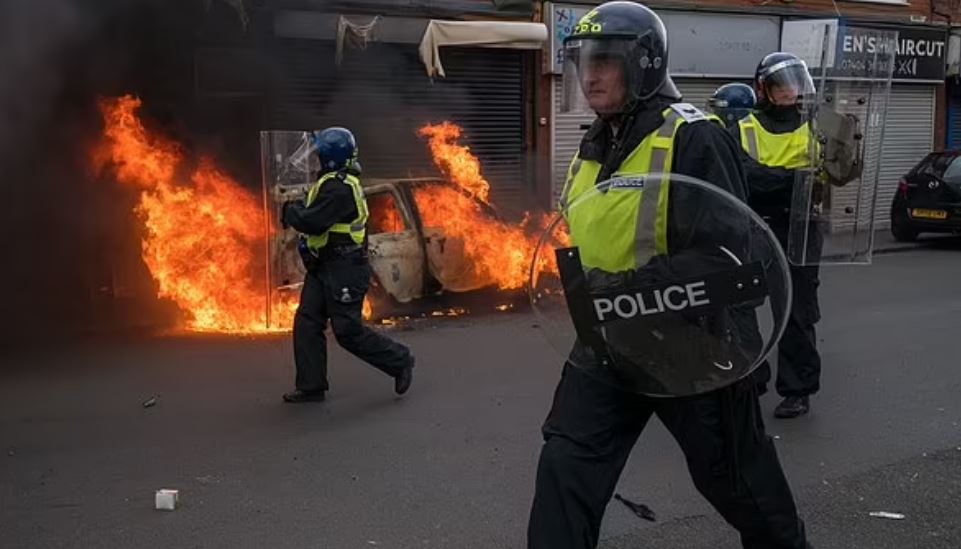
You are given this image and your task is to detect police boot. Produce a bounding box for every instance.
[282,390,327,403]
[774,396,809,419]
[394,356,415,395]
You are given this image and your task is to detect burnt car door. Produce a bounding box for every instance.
[365,185,425,303]
[405,180,495,293]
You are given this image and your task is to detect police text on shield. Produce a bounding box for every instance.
[593,281,711,322]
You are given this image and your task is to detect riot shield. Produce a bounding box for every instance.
[529,174,791,397]
[260,131,318,330]
[788,24,897,265]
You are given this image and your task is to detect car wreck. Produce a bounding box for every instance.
[269,176,530,320]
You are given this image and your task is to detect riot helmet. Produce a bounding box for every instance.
[707,83,756,127]
[754,52,815,109]
[560,1,680,116]
[288,127,359,176]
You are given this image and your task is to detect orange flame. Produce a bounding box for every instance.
[94,100,561,331]
[416,122,563,291]
[95,95,292,333]
[418,122,491,204]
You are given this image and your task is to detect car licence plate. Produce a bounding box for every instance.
[911,208,948,220]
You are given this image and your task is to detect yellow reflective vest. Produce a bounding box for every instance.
[737,113,813,170]
[558,104,710,273]
[304,171,369,254]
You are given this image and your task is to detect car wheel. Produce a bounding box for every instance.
[891,213,919,242]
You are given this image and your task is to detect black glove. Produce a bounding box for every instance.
[281,199,305,229]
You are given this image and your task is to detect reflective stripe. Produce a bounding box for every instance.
[559,157,583,211]
[649,148,668,173]
[743,125,759,160]
[658,111,680,137]
[634,110,680,266]
[635,178,660,267]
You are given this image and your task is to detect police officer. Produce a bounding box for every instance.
[528,3,809,549]
[734,53,821,419]
[708,83,757,129]
[281,127,414,403]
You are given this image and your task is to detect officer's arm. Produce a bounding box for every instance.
[741,152,795,202]
[283,181,358,235]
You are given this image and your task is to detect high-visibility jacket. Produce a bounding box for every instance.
[558,103,709,272]
[304,171,368,254]
[738,113,813,170]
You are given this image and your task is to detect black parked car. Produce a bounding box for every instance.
[890,151,961,242]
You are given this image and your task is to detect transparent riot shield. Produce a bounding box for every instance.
[788,25,897,265]
[260,131,318,330]
[529,174,791,397]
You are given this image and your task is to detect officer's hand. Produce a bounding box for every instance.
[281,199,304,229]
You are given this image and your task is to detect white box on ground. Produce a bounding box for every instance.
[155,489,179,511]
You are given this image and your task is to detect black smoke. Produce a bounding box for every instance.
[0,0,253,348]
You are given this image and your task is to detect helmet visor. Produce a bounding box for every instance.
[561,38,645,115]
[287,131,320,175]
[759,59,815,106]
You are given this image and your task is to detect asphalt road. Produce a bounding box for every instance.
[2,241,960,549]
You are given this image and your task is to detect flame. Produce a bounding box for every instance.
[418,122,490,204]
[94,99,562,332]
[95,95,292,333]
[415,122,563,291]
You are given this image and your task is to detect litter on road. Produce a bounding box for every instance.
[614,493,656,522]
[869,511,905,520]
[155,489,179,511]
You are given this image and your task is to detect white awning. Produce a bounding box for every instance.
[418,20,548,77]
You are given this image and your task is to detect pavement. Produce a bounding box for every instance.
[2,241,961,549]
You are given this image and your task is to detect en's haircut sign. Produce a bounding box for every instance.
[837,26,946,81]
[781,19,946,82]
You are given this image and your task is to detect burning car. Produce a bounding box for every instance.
[269,176,529,320]
[94,99,554,333]
[263,125,556,325]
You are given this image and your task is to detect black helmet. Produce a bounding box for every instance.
[754,52,815,106]
[707,83,756,127]
[560,1,679,115]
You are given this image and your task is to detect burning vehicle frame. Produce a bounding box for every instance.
[95,99,552,334]
[266,174,528,323]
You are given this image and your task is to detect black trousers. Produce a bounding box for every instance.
[293,253,411,393]
[528,364,807,549]
[768,219,822,398]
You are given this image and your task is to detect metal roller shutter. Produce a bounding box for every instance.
[825,85,934,231]
[874,85,935,229]
[270,40,528,208]
[550,77,745,202]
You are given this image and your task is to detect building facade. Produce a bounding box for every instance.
[539,0,949,229]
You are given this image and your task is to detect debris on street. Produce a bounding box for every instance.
[155,489,179,511]
[869,511,905,520]
[142,396,158,408]
[614,493,656,522]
